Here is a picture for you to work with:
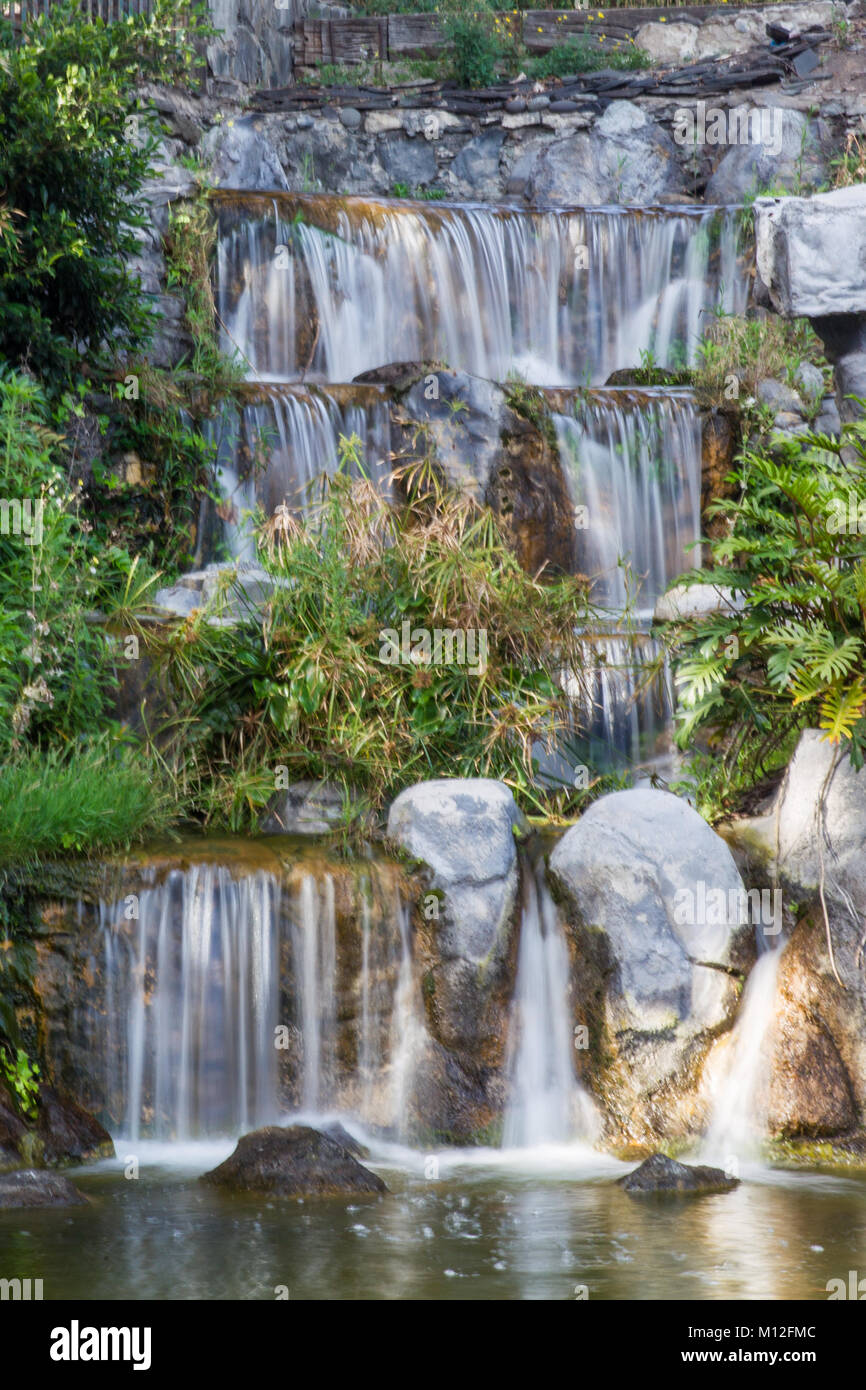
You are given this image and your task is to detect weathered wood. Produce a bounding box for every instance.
[387,12,444,58]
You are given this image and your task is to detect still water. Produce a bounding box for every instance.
[1,1131,863,1301]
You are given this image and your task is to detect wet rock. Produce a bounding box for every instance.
[765,990,856,1139]
[756,378,805,415]
[203,116,289,192]
[200,1125,387,1197]
[262,780,355,835]
[705,109,825,204]
[654,582,742,624]
[387,779,523,1138]
[0,1169,88,1208]
[36,1087,115,1167]
[394,367,577,575]
[0,1089,27,1172]
[619,1153,738,1195]
[755,185,866,319]
[320,1122,369,1159]
[794,362,825,403]
[527,101,685,207]
[550,789,753,1147]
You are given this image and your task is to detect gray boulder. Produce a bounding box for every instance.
[619,1153,738,1195]
[705,109,825,205]
[0,1170,87,1208]
[201,1125,387,1197]
[755,184,866,319]
[756,377,805,416]
[550,789,752,1036]
[527,101,685,206]
[203,116,289,193]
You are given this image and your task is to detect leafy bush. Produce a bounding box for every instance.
[159,448,597,824]
[663,420,866,815]
[527,35,650,78]
[444,12,502,89]
[0,0,210,377]
[0,737,177,864]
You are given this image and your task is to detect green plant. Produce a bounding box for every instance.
[694,310,826,408]
[527,34,649,78]
[158,442,601,825]
[164,194,246,393]
[443,11,502,89]
[0,0,212,378]
[663,417,866,815]
[0,1046,40,1121]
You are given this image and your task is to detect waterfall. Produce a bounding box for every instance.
[215,194,749,386]
[90,858,424,1141]
[553,388,702,615]
[101,864,281,1141]
[503,859,599,1149]
[701,941,784,1168]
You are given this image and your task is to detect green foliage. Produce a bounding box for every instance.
[158,445,598,825]
[662,418,866,815]
[0,736,178,865]
[443,11,502,89]
[694,309,826,408]
[0,0,212,378]
[0,368,114,749]
[0,1046,40,1120]
[526,35,650,78]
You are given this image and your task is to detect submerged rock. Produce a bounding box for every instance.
[200,1125,387,1198]
[619,1153,738,1195]
[0,1169,88,1208]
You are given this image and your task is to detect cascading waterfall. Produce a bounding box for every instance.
[100,864,281,1141]
[503,859,599,1149]
[215,193,750,386]
[552,389,702,614]
[701,939,784,1168]
[91,859,424,1141]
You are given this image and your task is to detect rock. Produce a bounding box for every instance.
[203,116,289,192]
[773,411,810,435]
[811,315,866,425]
[387,778,524,1139]
[634,21,699,65]
[320,1122,370,1159]
[200,1125,387,1197]
[550,789,754,1147]
[395,367,577,575]
[755,185,866,319]
[527,101,685,206]
[0,1090,27,1172]
[765,990,856,1139]
[653,582,742,624]
[447,129,506,199]
[339,107,362,130]
[0,1169,87,1208]
[794,362,825,402]
[36,1087,115,1166]
[380,134,438,189]
[757,377,805,415]
[262,780,355,834]
[705,109,825,205]
[815,395,842,437]
[619,1153,738,1195]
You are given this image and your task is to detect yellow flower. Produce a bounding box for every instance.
[660,15,666,20]
[598,10,604,16]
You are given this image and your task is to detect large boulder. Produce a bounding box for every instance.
[549,789,754,1147]
[200,1125,387,1197]
[0,1169,87,1208]
[36,1087,115,1167]
[393,368,577,576]
[705,109,825,205]
[755,185,866,320]
[203,116,289,193]
[619,1153,738,1195]
[527,101,685,207]
[387,778,525,1141]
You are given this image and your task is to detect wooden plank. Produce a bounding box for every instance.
[388,13,444,58]
[327,17,388,66]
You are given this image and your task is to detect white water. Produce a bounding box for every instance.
[216,195,749,386]
[503,862,600,1149]
[94,860,424,1141]
[701,944,784,1169]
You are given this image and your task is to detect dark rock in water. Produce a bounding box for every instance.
[0,1169,87,1208]
[37,1087,115,1167]
[320,1122,370,1159]
[619,1153,738,1195]
[0,1089,28,1171]
[201,1125,387,1198]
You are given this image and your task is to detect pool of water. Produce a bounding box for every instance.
[2,1132,864,1301]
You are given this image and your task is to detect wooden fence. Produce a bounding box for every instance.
[294,6,737,68]
[2,0,156,22]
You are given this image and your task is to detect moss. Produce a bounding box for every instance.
[767,1135,866,1172]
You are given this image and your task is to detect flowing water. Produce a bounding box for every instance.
[215,194,749,385]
